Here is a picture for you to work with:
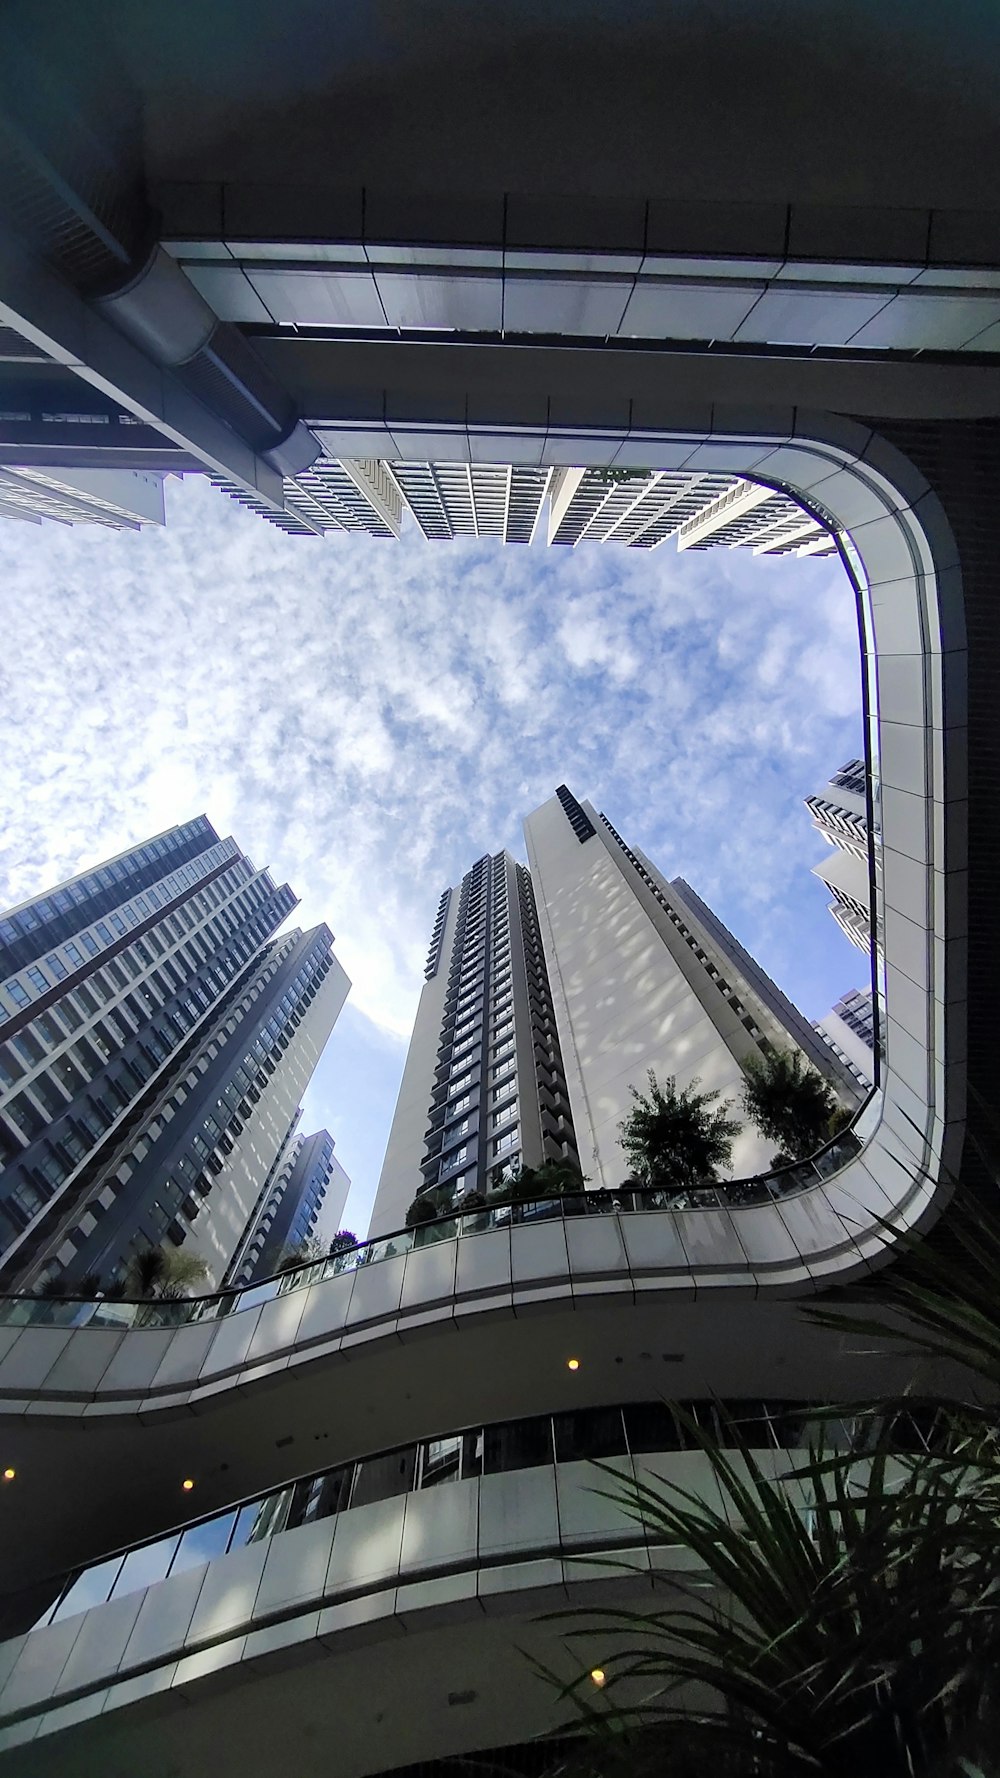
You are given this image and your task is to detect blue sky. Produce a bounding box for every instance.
[0,475,864,1235]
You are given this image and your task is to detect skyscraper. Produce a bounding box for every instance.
[225,1126,350,1286]
[0,466,167,530]
[213,456,402,538]
[805,759,876,954]
[548,466,738,547]
[524,789,856,1190]
[0,820,349,1289]
[371,849,580,1236]
[666,876,865,1101]
[674,477,836,555]
[386,463,552,543]
[373,789,857,1233]
[815,987,877,1085]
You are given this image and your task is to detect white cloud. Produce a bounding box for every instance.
[0,478,864,1199]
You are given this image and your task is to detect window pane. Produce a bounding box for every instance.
[350,1446,417,1508]
[111,1534,180,1599]
[287,1467,352,1526]
[227,1498,268,1551]
[553,1405,628,1463]
[420,1435,462,1487]
[171,1513,237,1575]
[50,1555,124,1622]
[11,1031,44,1067]
[624,1401,685,1454]
[482,1416,552,1474]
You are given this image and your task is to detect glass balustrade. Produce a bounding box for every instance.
[25,1395,883,1636]
[0,1125,864,1332]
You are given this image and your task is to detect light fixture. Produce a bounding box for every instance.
[181,1478,195,1492]
[2,1468,14,1482]
[590,1668,606,1688]
[567,1358,580,1372]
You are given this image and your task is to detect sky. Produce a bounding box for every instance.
[0,475,865,1236]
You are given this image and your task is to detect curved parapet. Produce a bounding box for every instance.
[0,1431,816,1773]
[0,409,970,1755]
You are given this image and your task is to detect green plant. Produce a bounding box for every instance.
[405,1195,440,1228]
[275,1235,327,1274]
[541,1414,1000,1775]
[122,1243,209,1301]
[741,1048,842,1162]
[328,1229,358,1254]
[619,1070,740,1193]
[502,1159,587,1202]
[535,1123,1000,1776]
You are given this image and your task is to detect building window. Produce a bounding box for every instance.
[35,1012,66,1048]
[440,1145,468,1175]
[96,923,114,945]
[45,954,67,982]
[493,1128,519,1156]
[5,980,30,1008]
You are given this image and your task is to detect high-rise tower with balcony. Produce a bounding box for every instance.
[373,792,860,1234]
[371,850,579,1235]
[0,820,349,1289]
[805,759,876,955]
[524,789,859,1191]
[225,1126,350,1286]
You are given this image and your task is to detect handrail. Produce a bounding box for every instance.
[0,1112,870,1330]
[17,1395,869,1641]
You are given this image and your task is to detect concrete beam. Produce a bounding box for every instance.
[0,225,286,507]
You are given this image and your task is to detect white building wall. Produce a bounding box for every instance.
[815,1009,876,1083]
[524,795,775,1190]
[324,1153,351,1236]
[183,957,349,1284]
[369,891,461,1236]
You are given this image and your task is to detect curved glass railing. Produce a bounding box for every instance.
[0,1119,868,1333]
[18,1396,867,1638]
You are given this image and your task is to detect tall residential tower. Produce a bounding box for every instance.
[373,788,860,1232]
[371,849,580,1235]
[0,820,349,1288]
[805,758,875,955]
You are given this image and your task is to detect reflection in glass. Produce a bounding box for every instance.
[171,1513,237,1574]
[111,1534,180,1599]
[287,1468,352,1527]
[50,1554,125,1622]
[227,1498,267,1551]
[420,1435,462,1487]
[350,1446,417,1508]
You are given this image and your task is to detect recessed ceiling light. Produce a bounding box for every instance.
[590,1668,606,1688]
[567,1358,580,1371]
[2,1468,14,1482]
[181,1478,195,1491]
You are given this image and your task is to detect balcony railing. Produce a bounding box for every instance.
[0,1121,866,1333]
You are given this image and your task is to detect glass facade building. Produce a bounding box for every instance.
[226,1126,349,1286]
[371,850,579,1234]
[0,820,349,1290]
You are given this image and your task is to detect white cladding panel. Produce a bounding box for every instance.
[524,795,775,1189]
